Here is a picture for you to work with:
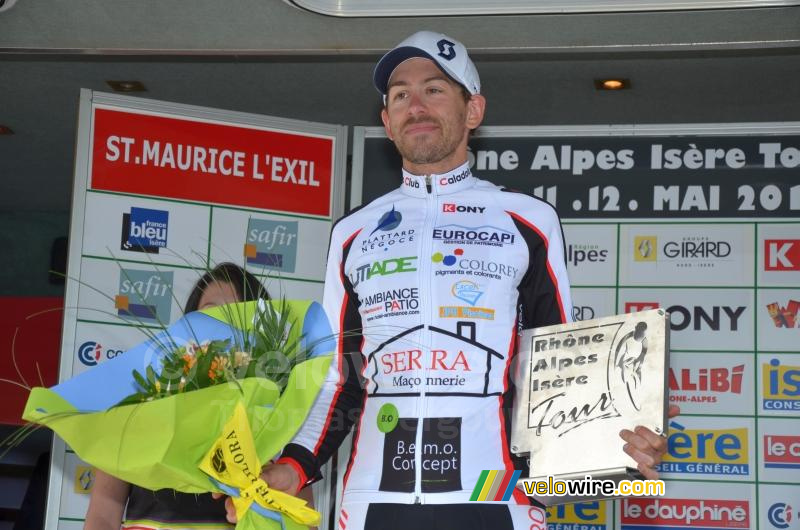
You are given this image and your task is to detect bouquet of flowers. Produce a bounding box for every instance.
[21,298,334,530]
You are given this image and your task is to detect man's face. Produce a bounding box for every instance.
[381,57,482,172]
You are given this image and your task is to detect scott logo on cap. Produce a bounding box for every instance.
[437,39,456,61]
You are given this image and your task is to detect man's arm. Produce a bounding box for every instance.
[273,224,366,490]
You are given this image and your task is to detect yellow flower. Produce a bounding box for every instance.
[233,351,251,368]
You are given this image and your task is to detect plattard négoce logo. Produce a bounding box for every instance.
[766,300,800,328]
[620,498,750,529]
[432,224,515,247]
[115,269,174,324]
[244,218,298,273]
[657,421,749,476]
[371,205,403,235]
[431,248,519,281]
[762,359,800,411]
[120,207,168,253]
[77,341,124,367]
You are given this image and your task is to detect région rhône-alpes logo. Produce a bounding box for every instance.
[120,207,169,253]
[115,269,174,325]
[244,218,299,273]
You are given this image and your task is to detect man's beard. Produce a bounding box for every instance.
[394,115,465,166]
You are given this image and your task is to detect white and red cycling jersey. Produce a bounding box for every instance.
[279,162,572,522]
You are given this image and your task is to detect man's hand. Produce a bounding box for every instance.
[211,462,302,523]
[619,405,680,480]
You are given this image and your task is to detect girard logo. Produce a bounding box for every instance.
[120,206,168,253]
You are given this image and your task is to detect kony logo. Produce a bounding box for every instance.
[436,39,456,60]
[442,203,485,214]
[120,207,169,253]
[764,434,800,470]
[621,498,750,528]
[765,239,800,271]
[625,302,746,331]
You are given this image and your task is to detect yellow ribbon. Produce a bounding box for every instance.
[199,402,321,527]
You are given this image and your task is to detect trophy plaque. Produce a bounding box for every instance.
[510,308,669,505]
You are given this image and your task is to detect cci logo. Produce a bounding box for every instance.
[633,236,657,262]
[115,269,173,324]
[765,239,800,271]
[768,502,798,529]
[658,421,749,476]
[244,218,298,273]
[547,502,606,529]
[767,300,800,328]
[762,359,800,411]
[120,207,168,253]
[77,341,124,366]
[764,434,800,469]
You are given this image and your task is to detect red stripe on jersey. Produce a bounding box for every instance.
[313,228,362,455]
[506,211,568,324]
[498,324,526,504]
[342,336,367,489]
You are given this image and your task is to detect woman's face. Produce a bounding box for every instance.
[197,280,240,310]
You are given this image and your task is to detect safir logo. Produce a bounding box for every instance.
[120,207,169,253]
[115,269,174,324]
[244,218,298,273]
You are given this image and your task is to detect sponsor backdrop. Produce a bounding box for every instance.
[353,124,800,530]
[45,91,347,529]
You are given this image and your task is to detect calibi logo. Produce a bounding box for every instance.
[432,248,519,281]
[625,302,746,331]
[567,244,608,267]
[766,300,800,328]
[762,359,800,411]
[547,502,606,530]
[77,341,124,367]
[658,421,749,476]
[633,236,657,262]
[120,207,168,253]
[349,256,417,287]
[669,364,745,404]
[765,239,800,271]
[621,498,749,528]
[115,269,174,324]
[764,434,800,470]
[767,502,798,530]
[432,224,515,247]
[442,203,485,214]
[244,218,298,273]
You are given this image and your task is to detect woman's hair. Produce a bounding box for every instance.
[183,263,270,313]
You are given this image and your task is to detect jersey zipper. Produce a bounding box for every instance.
[414,174,436,503]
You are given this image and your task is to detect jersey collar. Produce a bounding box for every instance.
[400,162,476,197]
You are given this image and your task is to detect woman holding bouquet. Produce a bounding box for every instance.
[85,263,268,530]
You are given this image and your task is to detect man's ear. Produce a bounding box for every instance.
[381,107,394,140]
[466,94,486,130]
